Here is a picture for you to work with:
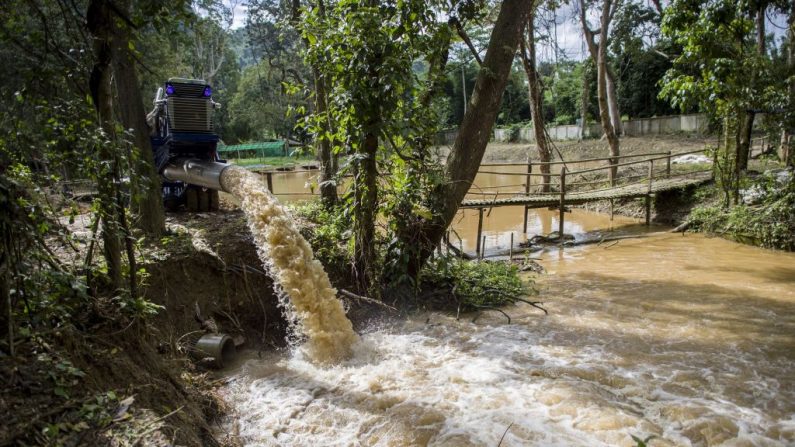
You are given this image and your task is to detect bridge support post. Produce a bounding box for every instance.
[476,208,484,258]
[558,167,566,240]
[523,161,532,233]
[480,235,486,260]
[266,172,274,192]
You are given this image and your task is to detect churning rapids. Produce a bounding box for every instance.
[219,200,795,446]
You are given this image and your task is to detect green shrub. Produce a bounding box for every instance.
[420,255,533,309]
[291,201,353,273]
[688,173,795,250]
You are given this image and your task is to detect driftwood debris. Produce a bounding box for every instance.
[339,289,398,312]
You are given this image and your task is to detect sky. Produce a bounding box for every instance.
[228,0,790,63]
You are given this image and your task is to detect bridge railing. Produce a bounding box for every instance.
[467,148,712,198]
[254,148,713,203]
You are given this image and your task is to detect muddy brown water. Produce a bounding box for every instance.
[262,166,643,253]
[218,169,795,446]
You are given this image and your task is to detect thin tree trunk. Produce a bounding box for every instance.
[519,8,551,192]
[579,2,622,140]
[580,61,590,140]
[354,131,378,289]
[737,5,767,172]
[111,5,165,237]
[590,0,620,183]
[406,0,534,274]
[293,0,337,207]
[87,0,123,290]
[314,70,337,206]
[786,2,795,165]
[737,110,754,171]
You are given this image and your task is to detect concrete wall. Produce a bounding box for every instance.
[492,114,709,143]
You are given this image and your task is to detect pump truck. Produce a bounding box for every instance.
[148,78,232,211]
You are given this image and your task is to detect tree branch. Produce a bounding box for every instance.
[450,17,483,66]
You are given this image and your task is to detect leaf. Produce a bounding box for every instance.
[54,387,69,399]
[113,395,135,421]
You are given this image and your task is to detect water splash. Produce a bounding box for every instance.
[221,167,358,364]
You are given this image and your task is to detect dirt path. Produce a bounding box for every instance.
[461,135,716,163]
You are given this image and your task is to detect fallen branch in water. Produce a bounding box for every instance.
[339,289,398,312]
[497,423,514,447]
[446,240,473,260]
[670,221,691,233]
[515,298,548,315]
[470,304,511,324]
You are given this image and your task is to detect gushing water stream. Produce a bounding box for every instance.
[221,167,358,364]
[220,214,795,446]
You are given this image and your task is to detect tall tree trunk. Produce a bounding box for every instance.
[519,8,551,192]
[87,0,123,290]
[406,0,533,274]
[787,1,795,166]
[738,5,767,172]
[111,5,165,237]
[587,0,621,183]
[606,66,622,135]
[579,0,622,147]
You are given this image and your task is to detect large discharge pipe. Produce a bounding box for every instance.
[162,158,240,193]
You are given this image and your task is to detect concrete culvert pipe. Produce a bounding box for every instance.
[193,333,236,368]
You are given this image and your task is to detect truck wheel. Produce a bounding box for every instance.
[198,189,210,212]
[186,188,198,212]
[209,190,220,211]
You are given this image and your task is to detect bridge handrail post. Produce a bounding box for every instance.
[666,151,671,178]
[559,167,566,239]
[476,207,484,259]
[523,159,531,233]
[525,158,532,195]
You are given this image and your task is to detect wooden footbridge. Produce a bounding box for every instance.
[461,149,713,255]
[253,148,713,255]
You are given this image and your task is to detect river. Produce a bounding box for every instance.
[217,169,795,446]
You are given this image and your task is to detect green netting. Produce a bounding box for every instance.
[218,141,287,157]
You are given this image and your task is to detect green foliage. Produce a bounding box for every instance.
[688,173,795,250]
[291,201,354,273]
[228,61,306,140]
[420,256,531,308]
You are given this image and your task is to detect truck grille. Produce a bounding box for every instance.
[171,82,206,97]
[167,98,213,133]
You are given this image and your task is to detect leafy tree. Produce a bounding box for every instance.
[660,0,789,203]
[228,61,305,141]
